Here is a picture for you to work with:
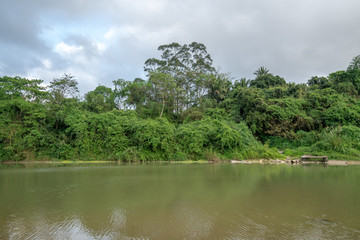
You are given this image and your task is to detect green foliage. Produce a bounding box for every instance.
[269,125,360,160]
[286,82,307,98]
[205,73,233,105]
[129,118,175,157]
[323,101,360,126]
[319,69,360,95]
[181,106,204,123]
[347,54,360,71]
[250,69,286,89]
[204,108,228,120]
[175,118,259,159]
[0,83,50,161]
[144,42,216,114]
[264,98,313,137]
[51,110,177,161]
[84,85,116,113]
[48,74,79,105]
[253,66,270,77]
[307,76,332,89]
[2,46,360,162]
[148,71,176,118]
[124,78,149,109]
[302,88,360,128]
[314,126,359,154]
[175,122,206,156]
[0,76,46,101]
[230,87,267,128]
[230,85,314,137]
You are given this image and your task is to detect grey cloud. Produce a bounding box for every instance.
[65,34,103,58]
[0,2,43,49]
[1,0,360,93]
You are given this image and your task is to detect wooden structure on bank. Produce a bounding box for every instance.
[301,155,328,162]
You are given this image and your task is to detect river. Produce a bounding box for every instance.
[0,163,359,239]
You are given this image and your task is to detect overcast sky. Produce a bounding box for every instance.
[1,0,360,93]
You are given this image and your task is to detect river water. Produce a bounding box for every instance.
[0,163,359,239]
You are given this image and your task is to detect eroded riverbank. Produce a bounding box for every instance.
[1,158,360,167]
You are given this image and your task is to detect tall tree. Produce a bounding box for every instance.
[148,71,176,118]
[48,74,79,104]
[144,42,216,112]
[126,78,149,110]
[113,78,129,110]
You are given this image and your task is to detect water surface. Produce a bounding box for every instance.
[1,163,359,239]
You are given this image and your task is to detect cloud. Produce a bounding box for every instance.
[55,42,84,56]
[41,59,52,69]
[1,0,360,94]
[104,28,118,40]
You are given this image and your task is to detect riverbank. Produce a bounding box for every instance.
[1,158,359,166]
[230,159,360,166]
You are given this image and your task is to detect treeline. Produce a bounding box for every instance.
[1,42,360,161]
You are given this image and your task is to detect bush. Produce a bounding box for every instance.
[175,117,263,159]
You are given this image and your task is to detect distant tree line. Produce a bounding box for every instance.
[1,42,360,161]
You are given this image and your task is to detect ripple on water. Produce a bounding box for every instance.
[225,216,272,240]
[108,208,127,232]
[288,215,360,239]
[172,204,216,239]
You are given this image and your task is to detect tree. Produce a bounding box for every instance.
[250,67,286,89]
[125,78,149,110]
[327,70,360,95]
[253,66,270,77]
[347,54,360,71]
[148,71,176,118]
[205,73,232,104]
[307,76,331,89]
[113,78,129,109]
[84,85,116,113]
[0,76,50,161]
[287,82,307,98]
[235,78,250,88]
[144,42,216,112]
[250,73,286,89]
[0,76,46,101]
[48,74,79,104]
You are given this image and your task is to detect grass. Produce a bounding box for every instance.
[282,147,360,161]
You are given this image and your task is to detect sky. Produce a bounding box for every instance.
[1,0,360,93]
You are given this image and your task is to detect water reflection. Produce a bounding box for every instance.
[1,164,360,239]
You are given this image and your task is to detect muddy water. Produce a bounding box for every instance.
[0,163,359,239]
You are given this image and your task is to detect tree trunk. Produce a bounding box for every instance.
[160,99,165,118]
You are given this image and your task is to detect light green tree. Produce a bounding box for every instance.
[48,74,79,104]
[149,71,176,118]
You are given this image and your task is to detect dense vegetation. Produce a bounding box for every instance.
[1,42,360,161]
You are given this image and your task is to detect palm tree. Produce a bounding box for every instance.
[238,78,250,87]
[253,66,270,77]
